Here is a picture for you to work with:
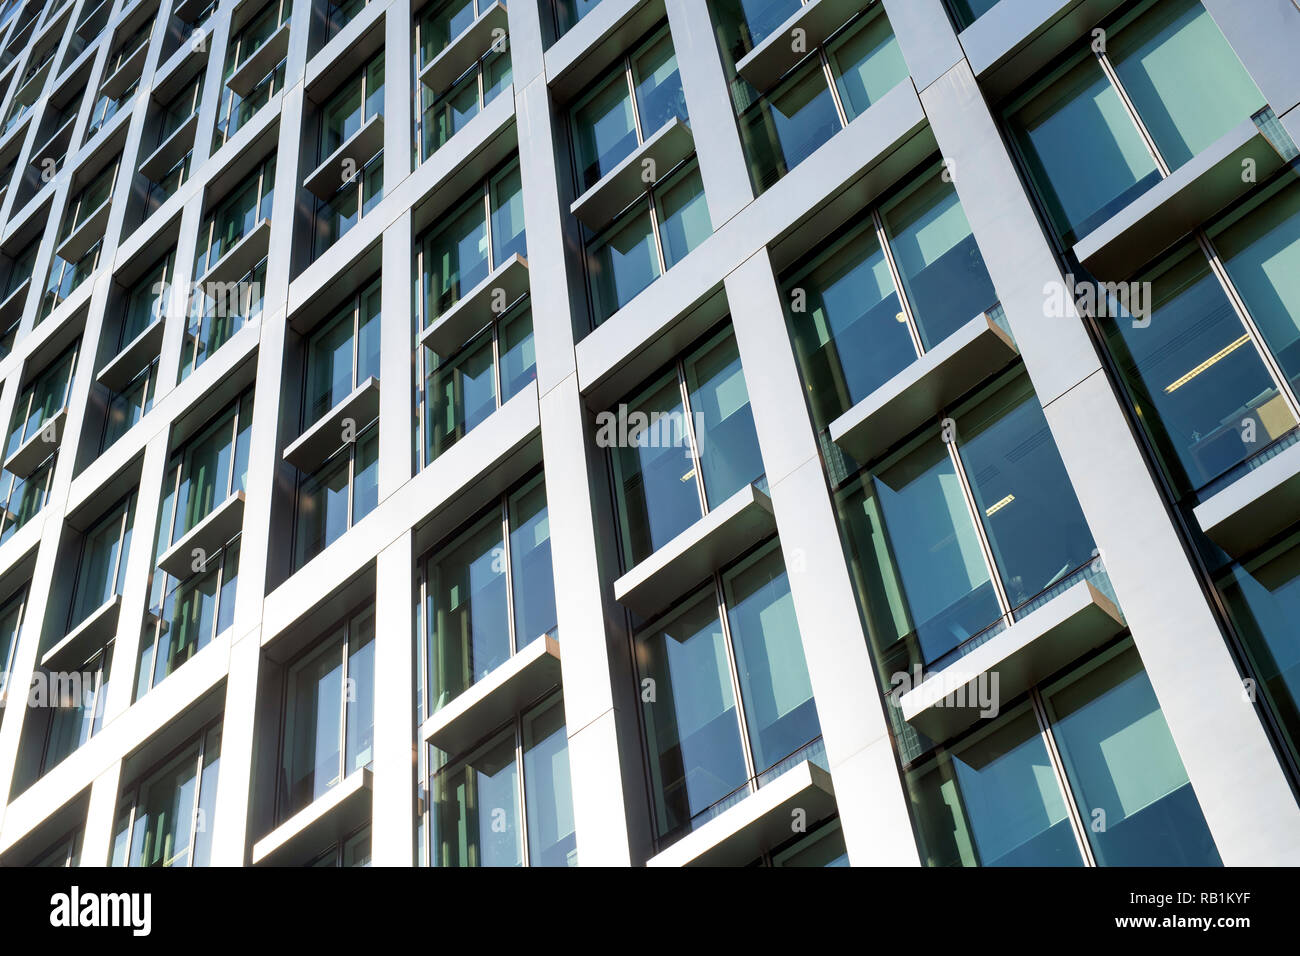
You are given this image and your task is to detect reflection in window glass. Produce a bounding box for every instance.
[1045,646,1222,866]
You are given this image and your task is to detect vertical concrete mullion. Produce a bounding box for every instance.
[382,4,411,190]
[514,70,650,865]
[723,249,920,866]
[207,624,260,864]
[370,527,413,865]
[377,212,411,500]
[663,0,753,227]
[78,759,121,865]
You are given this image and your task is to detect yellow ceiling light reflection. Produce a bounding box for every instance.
[1164,335,1251,394]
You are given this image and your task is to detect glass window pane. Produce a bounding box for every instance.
[723,546,820,774]
[508,476,557,648]
[739,62,841,192]
[191,726,221,866]
[828,11,908,122]
[490,162,526,266]
[586,203,659,324]
[422,194,488,322]
[345,612,375,774]
[656,164,712,269]
[1213,173,1300,395]
[1214,532,1300,778]
[837,429,1001,675]
[636,593,748,839]
[684,330,764,507]
[426,330,496,461]
[130,745,201,867]
[573,75,637,191]
[954,373,1097,608]
[882,168,997,350]
[352,424,379,522]
[785,221,916,429]
[632,31,686,134]
[425,514,509,710]
[1111,0,1264,170]
[305,308,356,425]
[1009,55,1162,244]
[295,453,351,565]
[907,706,1084,866]
[429,730,522,866]
[500,305,537,401]
[1100,244,1296,494]
[610,373,702,566]
[1045,645,1222,866]
[282,636,344,815]
[522,694,577,866]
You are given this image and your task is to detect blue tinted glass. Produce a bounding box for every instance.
[910,707,1084,866]
[1047,647,1222,866]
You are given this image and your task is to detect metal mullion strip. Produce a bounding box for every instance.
[1095,51,1171,177]
[676,359,709,516]
[187,731,208,868]
[626,56,644,145]
[481,180,494,275]
[715,574,759,791]
[873,209,926,357]
[646,188,668,276]
[491,316,503,411]
[1196,230,1300,423]
[946,435,1014,620]
[820,47,850,130]
[1030,687,1098,867]
[338,629,350,789]
[501,494,518,656]
[514,717,530,866]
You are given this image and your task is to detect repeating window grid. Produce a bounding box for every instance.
[1003,14,1300,466]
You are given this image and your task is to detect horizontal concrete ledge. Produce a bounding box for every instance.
[138,112,200,184]
[97,318,166,393]
[570,118,694,229]
[303,113,385,200]
[153,31,210,101]
[56,199,111,264]
[1075,119,1286,278]
[419,254,529,356]
[4,407,66,479]
[544,0,664,101]
[647,760,837,867]
[227,21,291,98]
[418,1,508,94]
[614,483,776,618]
[900,580,1125,742]
[199,218,271,287]
[736,0,870,93]
[421,636,562,758]
[99,40,148,100]
[251,768,372,866]
[1194,439,1300,558]
[156,491,245,580]
[963,0,1127,100]
[283,377,380,474]
[76,0,110,39]
[829,312,1017,466]
[40,594,121,671]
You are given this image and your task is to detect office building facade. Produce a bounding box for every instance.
[0,0,1296,867]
